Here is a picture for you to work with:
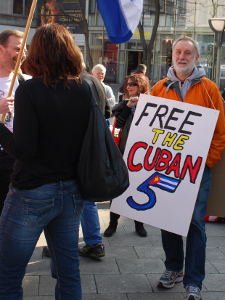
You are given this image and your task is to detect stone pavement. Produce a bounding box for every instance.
[23,201,225,300]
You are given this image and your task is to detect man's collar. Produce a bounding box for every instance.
[174,69,195,84]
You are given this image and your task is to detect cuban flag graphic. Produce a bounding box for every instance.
[147,172,181,193]
[96,0,143,43]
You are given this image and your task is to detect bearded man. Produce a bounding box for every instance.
[152,36,225,300]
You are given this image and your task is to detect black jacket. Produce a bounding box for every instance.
[80,69,111,118]
[112,100,134,155]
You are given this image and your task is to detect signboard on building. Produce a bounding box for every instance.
[131,27,152,40]
[37,0,85,34]
[110,94,219,237]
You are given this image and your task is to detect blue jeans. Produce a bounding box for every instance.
[161,165,211,290]
[80,201,102,246]
[0,180,84,300]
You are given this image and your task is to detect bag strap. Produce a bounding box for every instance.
[83,78,100,107]
[17,73,25,85]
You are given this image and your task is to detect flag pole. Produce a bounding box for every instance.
[1,0,38,123]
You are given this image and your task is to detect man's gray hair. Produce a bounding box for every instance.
[92,64,106,74]
[172,35,200,57]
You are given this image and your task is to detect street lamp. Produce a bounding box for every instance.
[208,18,225,88]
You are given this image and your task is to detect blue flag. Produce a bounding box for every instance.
[96,0,143,44]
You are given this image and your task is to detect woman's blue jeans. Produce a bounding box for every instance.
[0,180,84,300]
[161,165,211,290]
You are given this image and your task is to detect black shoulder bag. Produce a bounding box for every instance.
[76,78,129,202]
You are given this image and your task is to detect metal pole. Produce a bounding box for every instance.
[215,29,224,88]
[216,44,221,87]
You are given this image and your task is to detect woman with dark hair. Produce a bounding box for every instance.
[0,23,92,299]
[104,74,150,238]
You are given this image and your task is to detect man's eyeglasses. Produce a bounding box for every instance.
[126,82,138,87]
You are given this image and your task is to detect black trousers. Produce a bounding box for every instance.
[0,149,15,215]
[109,200,144,226]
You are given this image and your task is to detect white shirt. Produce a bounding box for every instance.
[101,81,116,109]
[0,73,31,132]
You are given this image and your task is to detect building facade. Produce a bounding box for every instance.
[88,0,225,91]
[1,0,225,90]
[0,0,85,49]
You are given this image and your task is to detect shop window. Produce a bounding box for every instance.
[89,0,96,14]
[13,0,32,15]
[176,0,186,26]
[104,42,118,83]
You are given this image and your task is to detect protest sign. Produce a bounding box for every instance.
[110,94,219,236]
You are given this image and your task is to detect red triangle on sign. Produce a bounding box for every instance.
[149,175,161,184]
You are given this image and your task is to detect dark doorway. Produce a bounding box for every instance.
[127,51,143,76]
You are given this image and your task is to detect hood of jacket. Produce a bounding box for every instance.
[167,65,206,82]
[165,65,206,100]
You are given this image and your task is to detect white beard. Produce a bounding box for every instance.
[173,57,196,75]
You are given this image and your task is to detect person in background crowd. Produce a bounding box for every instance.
[0,29,30,215]
[152,35,225,300]
[78,53,109,260]
[222,89,225,101]
[92,64,116,109]
[136,64,147,75]
[104,73,150,238]
[0,23,96,300]
[118,66,148,103]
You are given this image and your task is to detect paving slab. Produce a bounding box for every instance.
[79,258,119,274]
[83,294,128,300]
[116,258,164,274]
[205,260,220,273]
[206,247,225,261]
[128,292,184,299]
[81,275,97,294]
[39,275,55,296]
[25,259,51,276]
[103,246,138,259]
[106,235,153,247]
[95,274,152,293]
[201,292,225,300]
[134,245,165,259]
[147,235,164,247]
[206,236,225,248]
[204,274,225,291]
[205,222,225,236]
[22,275,39,296]
[24,297,54,300]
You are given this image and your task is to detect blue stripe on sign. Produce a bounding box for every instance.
[158,175,179,184]
[158,180,177,188]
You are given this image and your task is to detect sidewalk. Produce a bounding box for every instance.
[23,201,225,300]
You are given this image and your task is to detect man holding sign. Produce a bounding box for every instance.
[152,36,225,300]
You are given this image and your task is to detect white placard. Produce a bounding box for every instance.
[111,94,219,236]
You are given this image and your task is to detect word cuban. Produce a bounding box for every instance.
[127,103,203,184]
